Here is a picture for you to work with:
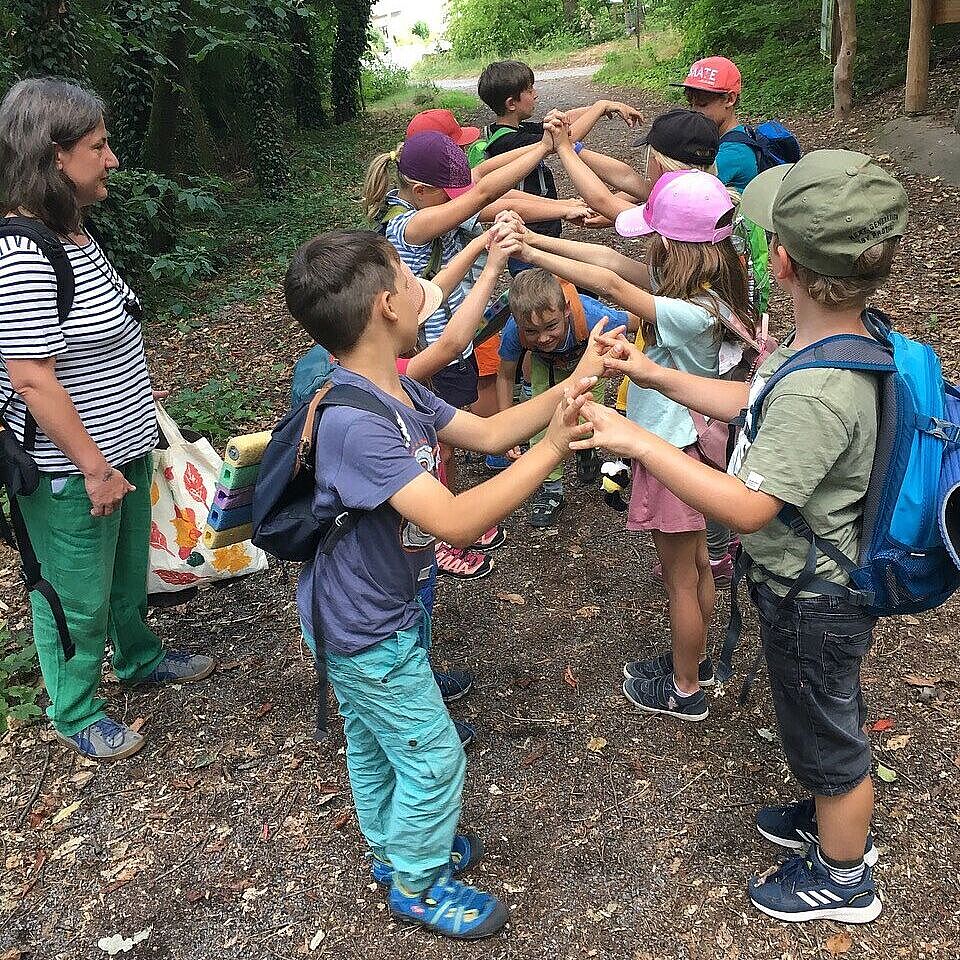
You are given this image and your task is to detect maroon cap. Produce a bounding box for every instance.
[399,132,473,199]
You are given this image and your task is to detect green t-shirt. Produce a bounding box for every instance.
[728,342,879,596]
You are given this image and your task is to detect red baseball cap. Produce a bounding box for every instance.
[406,109,481,147]
[673,56,742,94]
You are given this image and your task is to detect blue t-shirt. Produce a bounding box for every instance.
[625,295,722,448]
[498,294,628,364]
[716,126,759,193]
[296,365,456,654]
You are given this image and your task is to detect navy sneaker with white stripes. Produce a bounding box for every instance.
[388,866,508,939]
[623,673,708,721]
[372,831,483,885]
[433,670,473,703]
[623,653,715,687]
[748,845,882,923]
[756,797,878,866]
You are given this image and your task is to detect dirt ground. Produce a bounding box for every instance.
[2,66,960,960]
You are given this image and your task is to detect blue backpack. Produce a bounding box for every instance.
[718,309,960,687]
[722,120,801,173]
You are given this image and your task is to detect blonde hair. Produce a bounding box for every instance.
[362,142,413,221]
[508,268,565,324]
[788,239,900,310]
[649,220,756,335]
[643,146,740,202]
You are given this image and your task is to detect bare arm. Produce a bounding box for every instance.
[404,137,552,245]
[405,243,508,382]
[5,358,136,514]
[552,139,636,222]
[479,194,586,225]
[574,401,782,533]
[431,232,488,299]
[495,358,519,412]
[519,227,651,288]
[391,386,592,546]
[472,144,537,181]
[579,149,649,200]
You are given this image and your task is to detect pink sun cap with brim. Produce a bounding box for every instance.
[615,169,734,243]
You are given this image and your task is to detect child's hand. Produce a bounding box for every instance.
[562,199,591,224]
[570,401,647,460]
[495,227,527,261]
[603,101,643,126]
[582,209,613,229]
[544,378,597,458]
[574,321,627,380]
[487,233,512,268]
[494,208,525,235]
[544,114,573,152]
[598,331,663,388]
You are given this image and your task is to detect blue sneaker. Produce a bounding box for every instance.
[55,717,145,761]
[756,797,879,866]
[484,454,512,472]
[622,672,708,722]
[454,719,476,748]
[372,831,484,885]
[137,650,216,684]
[433,670,474,703]
[388,866,508,939]
[748,846,882,923]
[623,652,715,688]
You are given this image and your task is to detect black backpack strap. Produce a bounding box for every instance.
[5,494,75,660]
[0,218,74,324]
[0,219,75,451]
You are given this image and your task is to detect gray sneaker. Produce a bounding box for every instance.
[139,650,216,684]
[56,717,145,760]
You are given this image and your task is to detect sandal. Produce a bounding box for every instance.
[529,488,564,529]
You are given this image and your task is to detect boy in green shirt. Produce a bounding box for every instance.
[572,150,908,924]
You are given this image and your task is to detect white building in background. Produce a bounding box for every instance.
[371,0,450,68]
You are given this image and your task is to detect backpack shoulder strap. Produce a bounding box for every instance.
[560,280,589,342]
[0,217,74,323]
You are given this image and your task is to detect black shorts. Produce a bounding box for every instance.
[750,581,876,797]
[431,353,479,409]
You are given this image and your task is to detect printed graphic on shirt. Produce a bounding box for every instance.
[400,438,441,551]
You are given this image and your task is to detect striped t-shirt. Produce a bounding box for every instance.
[381,194,472,362]
[0,231,157,473]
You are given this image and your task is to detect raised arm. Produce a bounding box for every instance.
[579,149,649,200]
[431,231,488,298]
[405,239,509,382]
[404,134,552,245]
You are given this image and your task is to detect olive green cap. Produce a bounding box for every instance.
[740,149,908,278]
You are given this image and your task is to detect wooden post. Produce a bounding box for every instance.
[833,0,857,120]
[905,0,933,114]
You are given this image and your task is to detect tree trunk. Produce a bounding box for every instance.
[331,0,372,124]
[833,0,857,120]
[143,21,188,175]
[290,7,327,129]
[905,0,933,114]
[954,98,960,136]
[562,0,578,29]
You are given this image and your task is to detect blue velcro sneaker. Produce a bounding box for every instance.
[388,866,508,940]
[56,717,144,761]
[373,831,483,885]
[748,846,882,923]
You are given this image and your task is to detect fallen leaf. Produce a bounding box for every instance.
[255,703,273,718]
[870,718,894,732]
[521,750,544,767]
[332,811,350,829]
[756,727,776,742]
[127,716,146,734]
[563,665,578,688]
[51,799,83,825]
[904,674,938,687]
[488,783,503,796]
[97,928,151,955]
[309,929,325,950]
[586,737,607,753]
[825,931,853,955]
[876,762,898,783]
[496,592,525,605]
[185,890,204,904]
[576,605,600,618]
[885,734,911,751]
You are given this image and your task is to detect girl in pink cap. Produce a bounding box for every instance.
[496,167,756,723]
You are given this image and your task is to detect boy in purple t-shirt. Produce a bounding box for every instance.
[283,230,610,941]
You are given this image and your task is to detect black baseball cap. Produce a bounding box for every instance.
[632,108,719,167]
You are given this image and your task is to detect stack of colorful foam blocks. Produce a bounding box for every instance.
[201,430,272,549]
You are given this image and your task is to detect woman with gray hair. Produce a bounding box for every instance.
[0,77,214,760]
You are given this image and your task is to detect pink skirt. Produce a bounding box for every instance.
[627,444,708,534]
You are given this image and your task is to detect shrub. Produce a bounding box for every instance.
[361,58,410,102]
[412,19,431,40]
[0,624,43,733]
[165,371,280,443]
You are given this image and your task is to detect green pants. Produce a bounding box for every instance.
[530,354,606,484]
[17,454,164,736]
[326,609,466,894]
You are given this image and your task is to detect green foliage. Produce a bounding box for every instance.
[411,19,430,41]
[90,170,224,285]
[332,0,373,122]
[445,0,622,58]
[165,371,280,442]
[600,0,960,113]
[361,60,410,102]
[12,0,90,83]
[0,625,43,733]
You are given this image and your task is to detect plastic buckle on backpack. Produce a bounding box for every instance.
[922,416,960,444]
